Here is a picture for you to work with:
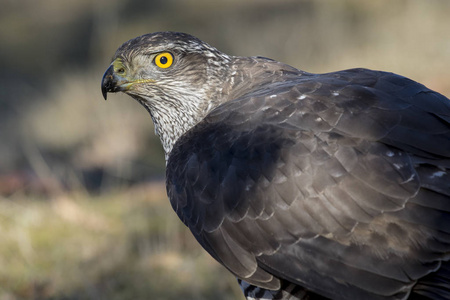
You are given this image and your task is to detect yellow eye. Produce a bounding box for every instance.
[154,52,173,69]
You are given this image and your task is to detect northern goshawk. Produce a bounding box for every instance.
[101,32,450,300]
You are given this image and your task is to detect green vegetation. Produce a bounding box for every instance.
[0,184,241,300]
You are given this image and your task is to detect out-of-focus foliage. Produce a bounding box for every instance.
[0,183,241,299]
[0,0,449,299]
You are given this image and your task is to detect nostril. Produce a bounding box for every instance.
[103,75,115,90]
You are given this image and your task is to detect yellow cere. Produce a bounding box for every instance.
[112,58,126,75]
[155,52,173,69]
[111,58,155,88]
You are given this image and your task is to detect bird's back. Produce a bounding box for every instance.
[167,68,450,299]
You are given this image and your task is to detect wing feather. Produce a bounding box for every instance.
[166,68,450,299]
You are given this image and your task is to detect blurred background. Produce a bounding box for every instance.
[1,0,449,299]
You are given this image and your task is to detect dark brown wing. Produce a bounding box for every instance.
[166,68,450,299]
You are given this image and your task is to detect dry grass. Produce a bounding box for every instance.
[0,183,241,300]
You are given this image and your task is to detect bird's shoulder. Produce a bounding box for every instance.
[167,67,450,236]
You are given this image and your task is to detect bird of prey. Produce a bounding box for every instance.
[101,32,450,300]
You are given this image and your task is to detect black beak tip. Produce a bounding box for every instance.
[102,86,108,100]
[101,65,115,101]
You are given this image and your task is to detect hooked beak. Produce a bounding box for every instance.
[101,65,125,100]
[101,65,155,100]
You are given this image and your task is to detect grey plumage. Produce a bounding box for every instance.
[102,32,450,300]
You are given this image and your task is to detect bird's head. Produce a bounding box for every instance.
[101,32,232,156]
[102,32,231,104]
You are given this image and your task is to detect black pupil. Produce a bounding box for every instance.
[160,56,168,65]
